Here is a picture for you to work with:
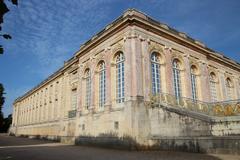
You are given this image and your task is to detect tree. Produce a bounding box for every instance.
[0,83,5,107]
[0,84,12,133]
[0,0,18,131]
[0,0,18,54]
[0,83,5,129]
[0,114,12,132]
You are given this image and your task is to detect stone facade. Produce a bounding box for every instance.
[10,9,240,153]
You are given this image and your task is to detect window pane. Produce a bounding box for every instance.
[151,53,161,95]
[116,53,125,103]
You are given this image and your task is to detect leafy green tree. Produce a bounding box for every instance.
[0,0,18,131]
[0,114,12,132]
[0,0,18,54]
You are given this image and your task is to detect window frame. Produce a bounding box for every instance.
[172,59,182,100]
[115,52,125,103]
[85,69,91,109]
[190,65,198,100]
[209,72,217,102]
[99,61,106,108]
[151,52,161,95]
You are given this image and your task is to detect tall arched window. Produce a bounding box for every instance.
[173,59,181,99]
[209,72,217,102]
[151,52,161,95]
[116,52,124,103]
[226,78,233,100]
[85,69,91,109]
[99,61,106,107]
[190,65,198,100]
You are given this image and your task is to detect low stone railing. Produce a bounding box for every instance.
[149,92,240,117]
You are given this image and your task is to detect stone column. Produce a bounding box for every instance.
[30,98,32,124]
[91,59,96,111]
[199,61,211,102]
[18,106,20,126]
[183,55,192,98]
[124,35,133,100]
[36,94,39,123]
[233,77,239,99]
[46,87,49,122]
[22,105,24,125]
[62,74,68,118]
[33,103,36,124]
[12,106,16,126]
[19,107,21,126]
[65,74,70,117]
[23,104,25,125]
[105,48,112,107]
[78,63,83,112]
[31,98,34,124]
[132,35,144,97]
[54,81,59,120]
[218,70,226,101]
[141,38,150,100]
[59,77,64,119]
[48,86,52,121]
[26,105,27,125]
[237,79,240,99]
[164,48,174,95]
[21,106,23,125]
[21,107,23,125]
[15,105,18,126]
[26,104,28,125]
[31,99,33,124]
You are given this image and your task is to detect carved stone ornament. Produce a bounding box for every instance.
[171,51,185,71]
[112,43,123,56]
[148,42,163,53]
[71,82,77,90]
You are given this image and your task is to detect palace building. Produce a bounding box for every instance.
[10,9,240,153]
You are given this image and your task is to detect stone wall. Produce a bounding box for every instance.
[149,136,240,154]
[148,108,211,137]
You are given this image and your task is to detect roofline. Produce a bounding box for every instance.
[74,8,240,69]
[14,57,78,104]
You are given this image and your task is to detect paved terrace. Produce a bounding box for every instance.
[0,134,239,160]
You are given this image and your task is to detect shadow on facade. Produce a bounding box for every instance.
[9,132,240,155]
[13,134,61,143]
[75,134,202,152]
[75,133,139,150]
[75,133,240,155]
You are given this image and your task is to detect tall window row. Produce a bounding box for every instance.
[83,52,125,110]
[78,51,238,111]
[150,52,237,102]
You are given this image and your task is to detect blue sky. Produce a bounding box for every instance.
[0,0,240,117]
